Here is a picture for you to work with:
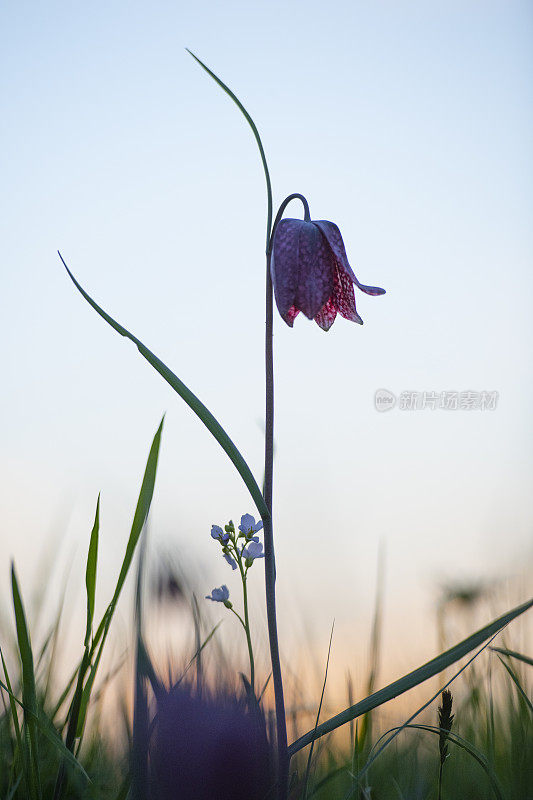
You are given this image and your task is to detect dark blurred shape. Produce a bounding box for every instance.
[149,687,273,800]
[152,561,186,605]
[440,579,486,607]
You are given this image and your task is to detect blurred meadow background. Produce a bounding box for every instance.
[1,0,532,781]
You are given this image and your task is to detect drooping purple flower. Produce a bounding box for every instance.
[271,218,385,331]
[149,687,272,800]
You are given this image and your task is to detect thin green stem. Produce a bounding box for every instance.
[241,574,255,693]
[438,760,444,800]
[229,606,247,630]
[264,251,288,800]
[263,192,311,799]
[233,547,256,693]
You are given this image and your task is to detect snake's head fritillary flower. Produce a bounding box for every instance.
[271,218,385,331]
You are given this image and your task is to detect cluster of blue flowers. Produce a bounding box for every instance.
[206,514,264,604]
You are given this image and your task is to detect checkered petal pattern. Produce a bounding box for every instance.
[271,217,385,330]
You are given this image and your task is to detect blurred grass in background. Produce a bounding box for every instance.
[0,424,531,799]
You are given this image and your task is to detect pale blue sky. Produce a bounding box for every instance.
[1,1,532,689]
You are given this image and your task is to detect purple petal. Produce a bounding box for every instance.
[238,513,255,533]
[242,541,265,560]
[286,306,300,327]
[271,219,333,323]
[211,525,224,540]
[314,297,337,331]
[224,553,237,570]
[270,219,302,322]
[313,220,385,296]
[294,223,334,319]
[206,584,230,603]
[331,265,363,324]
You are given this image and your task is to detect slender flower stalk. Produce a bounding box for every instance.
[264,214,289,800]
[237,553,256,692]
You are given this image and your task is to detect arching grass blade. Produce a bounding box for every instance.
[289,597,533,756]
[58,252,269,522]
[76,418,164,739]
[490,646,533,667]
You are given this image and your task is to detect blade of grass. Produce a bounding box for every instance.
[0,677,90,783]
[58,252,269,522]
[302,621,335,800]
[495,655,533,713]
[489,646,533,667]
[1,646,24,796]
[132,524,149,800]
[50,659,82,724]
[11,563,41,800]
[76,418,164,738]
[53,496,102,800]
[359,543,385,752]
[84,495,100,648]
[289,597,533,756]
[376,724,505,800]
[42,554,76,711]
[345,629,505,798]
[259,673,272,704]
[5,774,23,800]
[1,647,23,767]
[172,621,223,689]
[186,49,273,248]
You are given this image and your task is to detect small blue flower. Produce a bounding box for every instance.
[205,585,230,603]
[223,553,237,570]
[211,524,229,544]
[241,541,265,561]
[238,514,263,536]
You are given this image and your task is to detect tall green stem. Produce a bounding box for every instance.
[264,259,288,800]
[264,193,310,799]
